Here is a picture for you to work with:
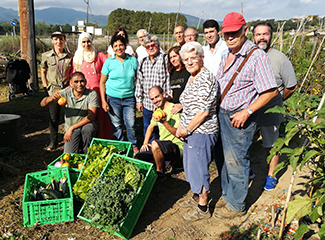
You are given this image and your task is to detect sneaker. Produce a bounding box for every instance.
[133,146,139,156]
[182,206,211,221]
[215,197,227,209]
[178,197,198,208]
[45,142,57,151]
[249,168,255,180]
[164,161,173,174]
[214,205,245,219]
[264,175,277,191]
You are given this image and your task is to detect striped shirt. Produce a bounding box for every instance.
[135,52,171,111]
[216,39,277,110]
[179,68,219,135]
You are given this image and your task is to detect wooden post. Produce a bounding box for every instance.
[18,0,38,90]
[279,27,283,52]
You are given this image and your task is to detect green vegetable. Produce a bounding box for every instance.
[81,155,144,234]
[73,144,119,200]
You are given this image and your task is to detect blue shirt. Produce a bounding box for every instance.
[101,54,138,98]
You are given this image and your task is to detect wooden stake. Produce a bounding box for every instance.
[271,204,275,228]
[299,35,325,92]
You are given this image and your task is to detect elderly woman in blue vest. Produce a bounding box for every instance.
[100,35,139,154]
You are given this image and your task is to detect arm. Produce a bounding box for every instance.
[140,123,154,152]
[176,111,209,138]
[41,68,48,88]
[40,91,62,107]
[135,63,144,112]
[99,73,109,112]
[154,115,178,136]
[171,103,183,114]
[283,85,297,100]
[64,106,97,143]
[230,88,278,128]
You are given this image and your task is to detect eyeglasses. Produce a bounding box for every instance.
[82,40,91,44]
[145,43,157,49]
[183,56,199,64]
[185,34,196,38]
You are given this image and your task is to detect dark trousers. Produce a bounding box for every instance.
[142,107,159,143]
[48,103,61,144]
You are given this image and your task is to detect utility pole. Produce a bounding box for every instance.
[241,2,244,16]
[18,0,38,90]
[84,0,89,26]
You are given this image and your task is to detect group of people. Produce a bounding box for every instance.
[40,11,298,222]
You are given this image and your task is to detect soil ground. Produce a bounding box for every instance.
[0,83,314,239]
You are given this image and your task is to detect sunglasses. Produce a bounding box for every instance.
[146,43,157,49]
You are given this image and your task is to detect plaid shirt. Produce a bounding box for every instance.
[216,39,277,111]
[135,52,171,111]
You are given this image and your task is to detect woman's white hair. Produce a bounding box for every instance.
[179,42,204,59]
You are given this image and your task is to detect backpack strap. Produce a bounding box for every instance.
[220,47,258,104]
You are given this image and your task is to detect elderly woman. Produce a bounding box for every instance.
[107,28,135,58]
[72,32,113,139]
[100,35,139,153]
[176,41,219,222]
[167,46,190,114]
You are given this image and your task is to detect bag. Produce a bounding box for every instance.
[5,59,31,85]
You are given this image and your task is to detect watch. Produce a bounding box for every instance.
[185,126,191,135]
[246,107,253,115]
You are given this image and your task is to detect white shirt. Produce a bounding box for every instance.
[107,45,134,56]
[203,39,228,76]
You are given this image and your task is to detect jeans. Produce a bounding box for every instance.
[107,96,137,147]
[48,102,62,144]
[64,122,97,154]
[218,108,257,212]
[142,107,159,143]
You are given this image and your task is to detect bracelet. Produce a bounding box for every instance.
[246,107,253,115]
[185,126,191,135]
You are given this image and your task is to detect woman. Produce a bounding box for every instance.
[176,42,219,222]
[72,32,113,140]
[107,28,135,58]
[100,35,139,153]
[167,46,190,114]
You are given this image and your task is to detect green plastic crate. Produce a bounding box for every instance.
[22,167,74,227]
[90,138,133,157]
[47,153,86,186]
[77,153,157,240]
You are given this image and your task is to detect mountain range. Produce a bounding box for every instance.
[0,6,204,27]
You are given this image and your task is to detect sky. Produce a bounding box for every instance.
[1,0,324,22]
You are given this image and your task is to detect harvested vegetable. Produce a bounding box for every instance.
[81,155,144,234]
[73,144,118,200]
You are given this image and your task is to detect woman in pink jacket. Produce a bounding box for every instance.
[73,32,113,139]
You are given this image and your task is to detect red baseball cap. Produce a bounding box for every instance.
[220,12,246,34]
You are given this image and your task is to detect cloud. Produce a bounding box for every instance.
[300,0,313,3]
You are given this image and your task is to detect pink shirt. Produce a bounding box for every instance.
[72,51,107,95]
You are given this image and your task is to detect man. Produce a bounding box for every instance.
[253,22,298,191]
[135,29,165,63]
[202,19,228,76]
[40,72,99,154]
[173,25,185,47]
[184,27,198,43]
[135,35,171,141]
[135,29,149,63]
[41,31,73,151]
[214,12,278,219]
[135,86,183,178]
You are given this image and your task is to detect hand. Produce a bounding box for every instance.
[102,101,109,112]
[51,92,62,101]
[171,104,183,114]
[152,115,167,123]
[230,109,250,128]
[136,103,143,112]
[140,143,151,152]
[176,124,188,140]
[64,127,74,143]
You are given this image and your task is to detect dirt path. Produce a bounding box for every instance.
[0,86,312,239]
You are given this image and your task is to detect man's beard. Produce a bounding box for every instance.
[257,39,270,50]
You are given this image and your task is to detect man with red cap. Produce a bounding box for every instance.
[213,12,278,219]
